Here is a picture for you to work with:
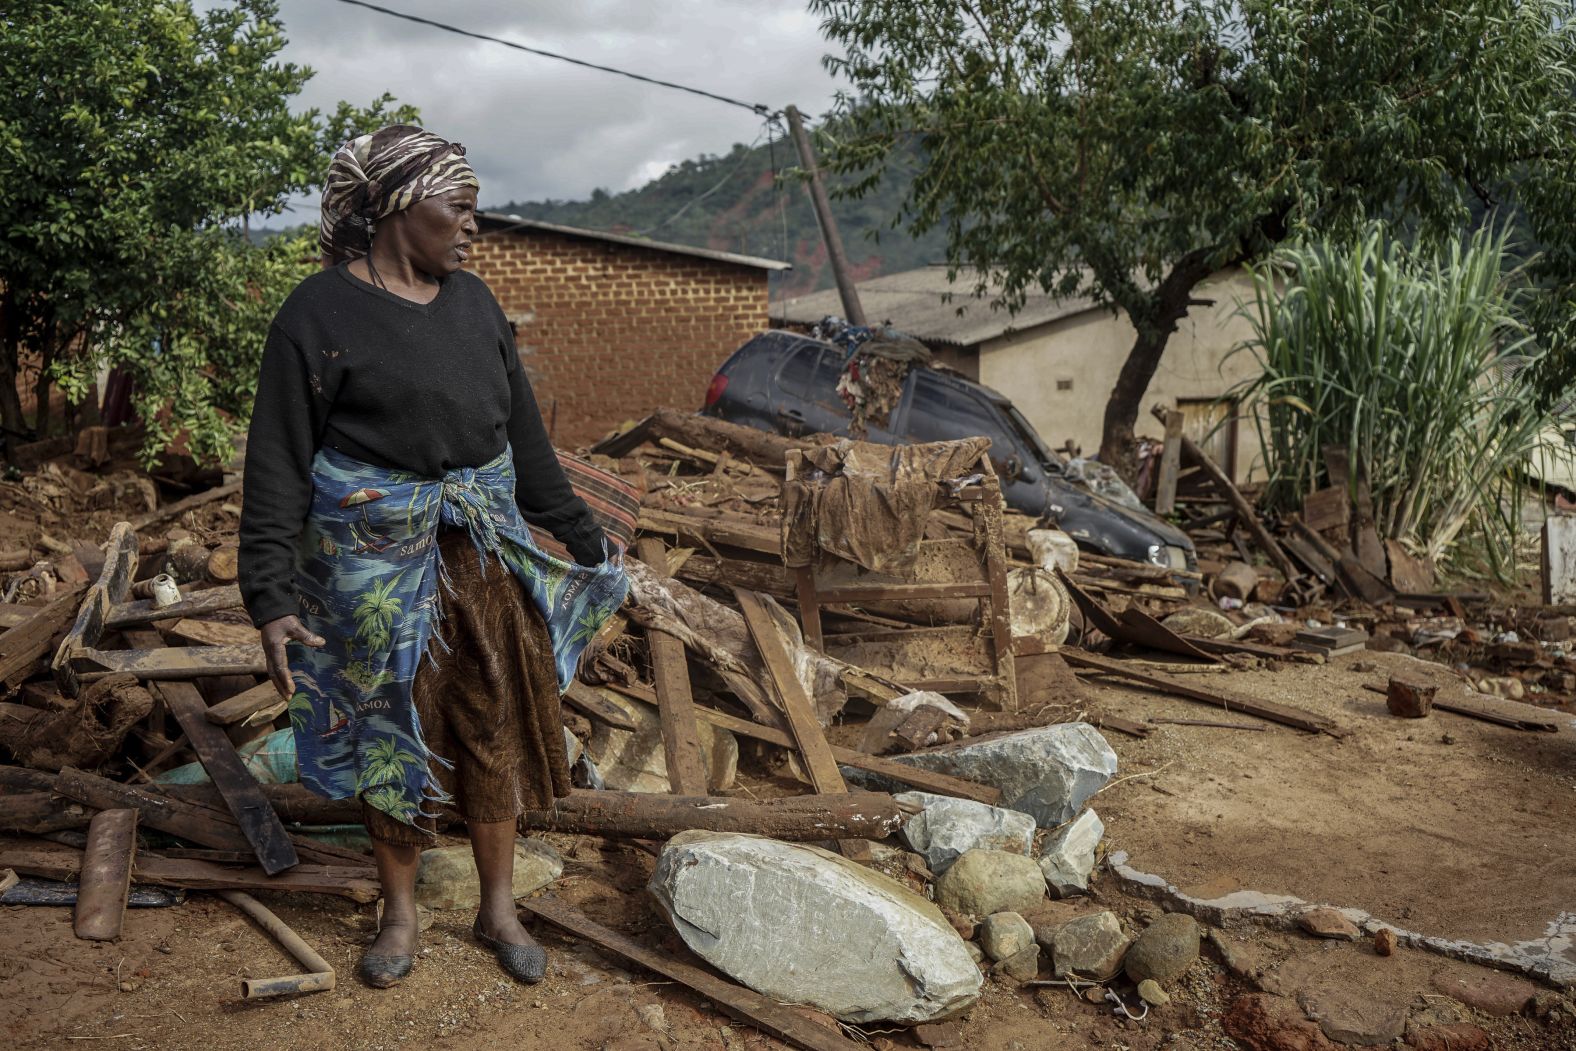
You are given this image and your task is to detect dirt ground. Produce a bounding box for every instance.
[5,651,1576,1051]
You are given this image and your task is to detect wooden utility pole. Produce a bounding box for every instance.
[784,105,867,327]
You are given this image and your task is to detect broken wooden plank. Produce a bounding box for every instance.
[0,839,379,902]
[128,479,242,532]
[639,508,781,557]
[518,789,914,841]
[1301,486,1350,535]
[1176,432,1300,584]
[1150,717,1267,731]
[1,584,86,688]
[521,895,866,1051]
[636,539,710,796]
[164,618,259,648]
[106,583,243,629]
[122,627,299,874]
[50,523,137,695]
[1358,683,1559,732]
[1063,650,1339,736]
[1155,409,1183,516]
[205,681,286,726]
[561,680,639,732]
[602,681,1003,805]
[807,582,993,604]
[74,808,138,941]
[736,589,871,861]
[1088,713,1153,739]
[72,642,268,682]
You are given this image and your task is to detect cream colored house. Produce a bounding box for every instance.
[772,265,1266,483]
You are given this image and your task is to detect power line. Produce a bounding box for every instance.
[330,0,777,117]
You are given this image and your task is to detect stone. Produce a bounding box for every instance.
[1374,928,1398,956]
[1137,979,1171,1007]
[1386,678,1436,718]
[883,724,1118,827]
[1297,907,1361,941]
[964,941,984,965]
[1124,912,1200,984]
[1207,930,1273,989]
[648,831,981,1024]
[934,849,1046,919]
[979,912,1034,962]
[585,687,737,793]
[912,1020,967,1048]
[993,944,1041,982]
[1038,809,1103,897]
[894,791,1036,875]
[1050,911,1130,981]
[415,838,561,910]
[1430,967,1537,1017]
[1224,994,1340,1051]
[1404,1023,1491,1051]
[1300,988,1408,1045]
[1163,607,1237,638]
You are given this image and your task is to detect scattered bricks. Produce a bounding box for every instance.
[1386,678,1436,718]
[1224,993,1340,1051]
[1430,967,1537,1017]
[1403,1023,1492,1051]
[1374,928,1398,956]
[1297,906,1361,941]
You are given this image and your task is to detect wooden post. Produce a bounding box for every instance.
[735,589,871,862]
[634,539,710,795]
[1155,409,1183,515]
[785,105,867,327]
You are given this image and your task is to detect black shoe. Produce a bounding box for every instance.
[358,951,413,988]
[472,917,548,983]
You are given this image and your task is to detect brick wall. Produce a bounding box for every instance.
[469,227,770,448]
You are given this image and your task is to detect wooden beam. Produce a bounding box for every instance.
[72,642,267,682]
[1063,650,1339,736]
[128,479,242,532]
[521,895,868,1051]
[74,808,138,941]
[635,539,710,795]
[1155,409,1183,516]
[603,680,1003,805]
[120,627,299,873]
[164,618,259,648]
[106,584,243,629]
[519,789,913,841]
[561,680,639,732]
[50,523,137,695]
[1176,432,1300,584]
[205,681,285,726]
[1,584,86,688]
[0,839,378,902]
[735,589,870,861]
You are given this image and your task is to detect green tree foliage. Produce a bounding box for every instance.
[810,1,1576,471]
[0,0,414,462]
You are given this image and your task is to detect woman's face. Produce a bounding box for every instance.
[392,186,479,276]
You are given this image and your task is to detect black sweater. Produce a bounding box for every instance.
[239,263,604,627]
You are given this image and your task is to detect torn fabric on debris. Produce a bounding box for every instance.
[782,437,993,574]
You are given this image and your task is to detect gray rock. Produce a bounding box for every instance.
[1162,608,1237,638]
[1137,979,1171,1006]
[1124,913,1200,984]
[585,686,737,793]
[979,912,1034,962]
[564,726,583,765]
[993,944,1041,982]
[649,831,980,1025]
[894,791,1036,874]
[965,941,984,965]
[881,724,1118,826]
[1039,809,1103,897]
[1051,911,1130,980]
[415,838,561,910]
[934,849,1046,919]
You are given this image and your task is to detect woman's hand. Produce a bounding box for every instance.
[261,615,325,698]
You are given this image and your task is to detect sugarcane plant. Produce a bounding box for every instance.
[1234,222,1571,579]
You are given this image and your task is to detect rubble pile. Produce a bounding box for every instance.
[0,410,1567,1046]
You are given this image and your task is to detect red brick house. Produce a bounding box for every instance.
[470,212,790,447]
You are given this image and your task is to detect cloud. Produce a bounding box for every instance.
[235,0,843,216]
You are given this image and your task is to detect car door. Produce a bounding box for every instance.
[772,342,856,438]
[895,371,1045,510]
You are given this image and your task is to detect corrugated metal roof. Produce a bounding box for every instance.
[477,211,793,272]
[771,265,1102,346]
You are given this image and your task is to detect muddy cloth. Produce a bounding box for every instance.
[286,443,627,830]
[361,530,569,845]
[782,437,992,575]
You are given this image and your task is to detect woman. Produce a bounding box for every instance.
[239,125,627,989]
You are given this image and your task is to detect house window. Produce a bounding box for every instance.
[1056,379,1073,391]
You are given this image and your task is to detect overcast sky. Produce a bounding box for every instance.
[248,0,843,219]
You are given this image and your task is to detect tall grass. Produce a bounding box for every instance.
[1235,222,1567,577]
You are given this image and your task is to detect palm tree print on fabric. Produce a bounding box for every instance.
[567,605,613,647]
[361,783,421,822]
[352,573,403,653]
[360,736,422,790]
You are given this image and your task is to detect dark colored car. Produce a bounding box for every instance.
[701,330,1195,570]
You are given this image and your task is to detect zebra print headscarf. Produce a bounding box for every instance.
[318,125,479,263]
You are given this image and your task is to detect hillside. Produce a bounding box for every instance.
[492,134,947,300]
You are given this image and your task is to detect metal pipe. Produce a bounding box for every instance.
[218,889,336,999]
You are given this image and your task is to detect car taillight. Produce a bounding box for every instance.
[704,372,729,409]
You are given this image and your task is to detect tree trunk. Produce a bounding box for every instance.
[32,324,53,439]
[0,288,27,442]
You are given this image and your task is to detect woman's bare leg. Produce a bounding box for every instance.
[468,818,537,946]
[368,839,422,956]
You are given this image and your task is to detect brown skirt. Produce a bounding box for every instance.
[361,529,571,845]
